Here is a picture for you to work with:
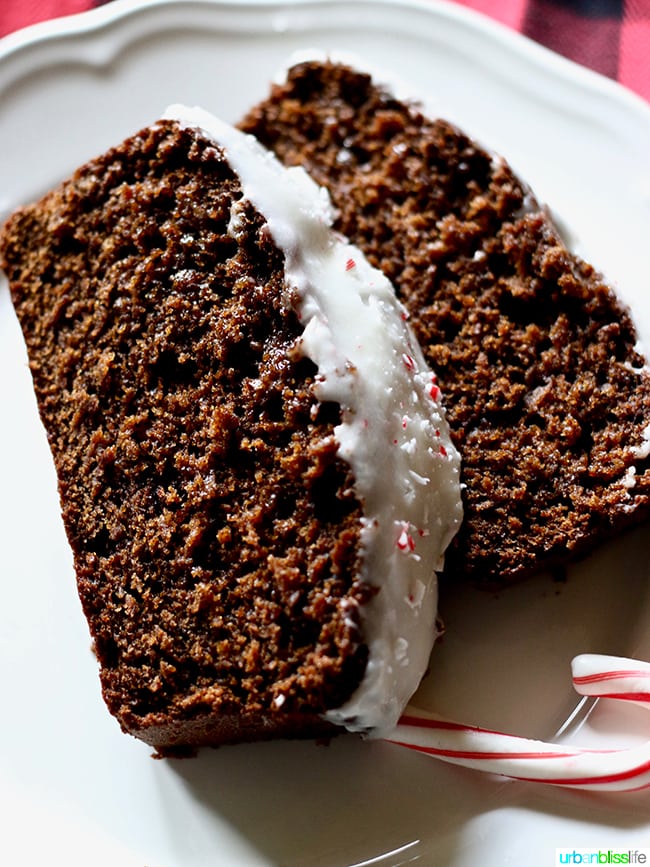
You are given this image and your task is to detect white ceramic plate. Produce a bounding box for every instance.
[1,1,649,865]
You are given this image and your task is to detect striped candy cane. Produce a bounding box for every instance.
[385,655,650,792]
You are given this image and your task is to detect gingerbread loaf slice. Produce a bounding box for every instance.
[239,60,650,587]
[0,108,462,751]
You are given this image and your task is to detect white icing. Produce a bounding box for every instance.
[622,465,637,490]
[631,420,650,460]
[163,105,463,737]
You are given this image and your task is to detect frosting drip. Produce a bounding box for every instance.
[163,105,463,737]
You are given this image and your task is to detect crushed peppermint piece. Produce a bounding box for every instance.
[402,353,416,371]
[396,524,416,552]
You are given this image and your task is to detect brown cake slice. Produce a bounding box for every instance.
[239,59,650,587]
[0,107,462,752]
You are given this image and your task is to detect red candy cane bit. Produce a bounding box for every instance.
[384,653,650,791]
[396,524,416,553]
[402,353,416,371]
[345,257,356,271]
[396,532,415,553]
[429,384,441,401]
[439,444,448,457]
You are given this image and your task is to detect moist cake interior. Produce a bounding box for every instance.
[1,119,374,749]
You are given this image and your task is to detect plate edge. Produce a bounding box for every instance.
[0,0,649,126]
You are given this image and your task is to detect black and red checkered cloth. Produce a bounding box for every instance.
[1,0,648,102]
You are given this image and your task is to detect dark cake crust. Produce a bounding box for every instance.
[239,61,650,586]
[0,119,372,751]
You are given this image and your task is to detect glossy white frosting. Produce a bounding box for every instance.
[163,106,463,737]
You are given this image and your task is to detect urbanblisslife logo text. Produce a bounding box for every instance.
[556,851,649,865]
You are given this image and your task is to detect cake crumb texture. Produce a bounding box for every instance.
[0,119,372,749]
[239,60,650,586]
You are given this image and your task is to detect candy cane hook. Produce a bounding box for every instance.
[385,655,650,792]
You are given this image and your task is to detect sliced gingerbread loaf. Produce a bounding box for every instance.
[239,60,650,587]
[0,108,462,751]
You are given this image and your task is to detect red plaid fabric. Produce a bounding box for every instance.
[0,0,649,101]
[454,0,650,100]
